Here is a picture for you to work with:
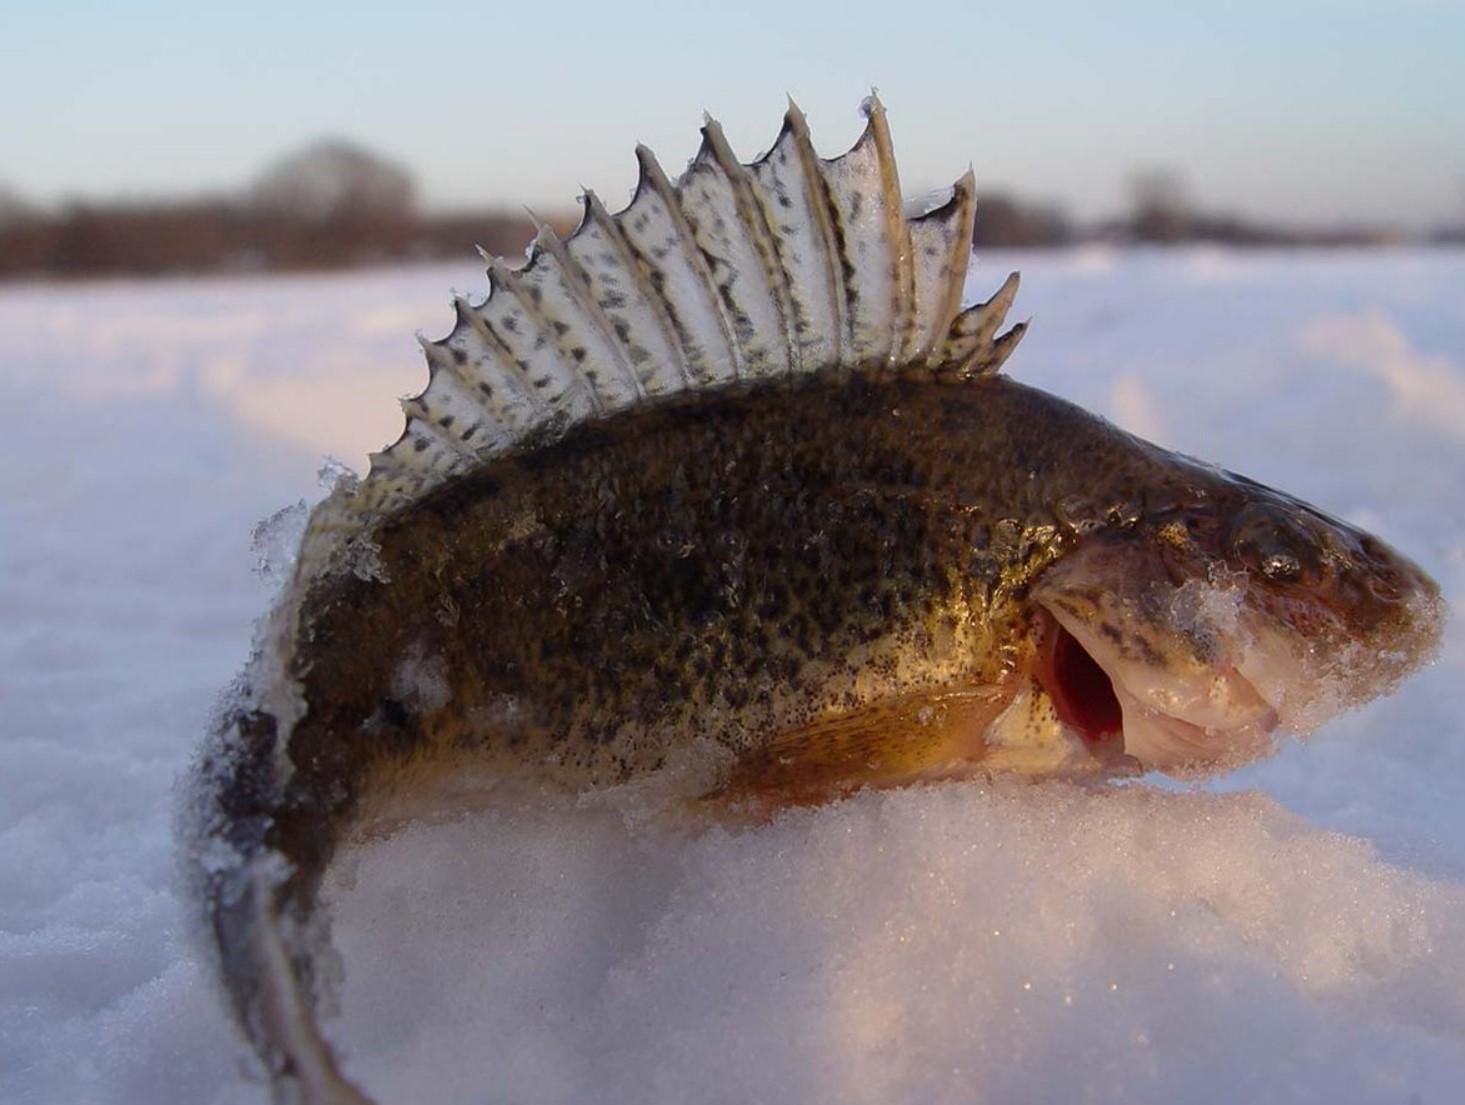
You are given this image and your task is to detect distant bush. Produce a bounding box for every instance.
[0,201,561,280]
[0,140,1432,282]
[251,140,416,224]
[0,139,573,281]
[971,193,1074,248]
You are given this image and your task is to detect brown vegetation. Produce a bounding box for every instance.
[971,193,1073,248]
[0,144,1450,282]
[0,140,557,281]
[0,202,551,280]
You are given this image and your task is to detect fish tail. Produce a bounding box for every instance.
[183,695,373,1104]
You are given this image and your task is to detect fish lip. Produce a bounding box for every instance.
[1037,598,1282,776]
[1108,674,1280,776]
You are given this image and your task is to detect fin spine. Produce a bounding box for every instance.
[453,286,552,418]
[631,144,746,381]
[864,96,918,367]
[912,170,977,366]
[528,226,649,405]
[699,117,800,377]
[575,190,694,393]
[787,101,849,367]
[318,98,1025,542]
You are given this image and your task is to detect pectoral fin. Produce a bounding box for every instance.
[715,685,1011,807]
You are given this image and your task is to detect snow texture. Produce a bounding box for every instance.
[2,250,1463,1104]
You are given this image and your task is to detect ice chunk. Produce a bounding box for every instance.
[318,456,360,495]
[250,501,307,587]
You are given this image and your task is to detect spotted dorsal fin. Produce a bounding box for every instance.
[301,95,1023,567]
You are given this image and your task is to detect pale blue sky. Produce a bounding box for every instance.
[2,0,1461,227]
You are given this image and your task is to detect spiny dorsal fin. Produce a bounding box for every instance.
[320,95,1026,544]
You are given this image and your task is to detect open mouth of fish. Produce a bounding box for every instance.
[1032,604,1276,774]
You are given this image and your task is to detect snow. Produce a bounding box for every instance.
[2,250,1463,1104]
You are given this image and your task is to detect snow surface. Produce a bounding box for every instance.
[2,250,1463,1104]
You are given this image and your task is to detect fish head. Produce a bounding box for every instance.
[1028,460,1443,776]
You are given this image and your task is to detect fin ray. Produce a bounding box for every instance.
[677,119,793,379]
[716,686,1010,805]
[567,191,692,397]
[619,146,742,385]
[302,98,1026,574]
[747,101,846,372]
[816,97,914,368]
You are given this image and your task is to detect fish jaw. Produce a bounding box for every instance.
[1036,595,1279,776]
[1029,522,1442,777]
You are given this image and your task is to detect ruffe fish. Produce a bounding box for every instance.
[182,96,1444,1104]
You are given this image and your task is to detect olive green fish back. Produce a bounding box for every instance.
[299,95,1024,574]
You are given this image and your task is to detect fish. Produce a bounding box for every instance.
[181,96,1444,1105]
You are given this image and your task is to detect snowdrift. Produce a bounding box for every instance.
[2,250,1462,1103]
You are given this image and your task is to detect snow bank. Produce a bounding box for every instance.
[2,250,1463,1104]
[324,784,1465,1105]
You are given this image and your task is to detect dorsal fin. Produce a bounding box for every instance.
[304,95,1025,562]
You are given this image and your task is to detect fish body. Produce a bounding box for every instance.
[184,98,1443,1104]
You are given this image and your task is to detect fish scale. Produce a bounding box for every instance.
[182,96,1443,1105]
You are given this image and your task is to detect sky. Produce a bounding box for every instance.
[2,0,1462,229]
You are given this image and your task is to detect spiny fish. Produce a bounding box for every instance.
[182,96,1443,1104]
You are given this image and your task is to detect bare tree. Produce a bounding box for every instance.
[971,192,1073,248]
[0,183,34,230]
[1128,168,1191,243]
[250,140,416,223]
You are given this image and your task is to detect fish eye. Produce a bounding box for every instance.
[1227,504,1319,585]
[1260,551,1303,582]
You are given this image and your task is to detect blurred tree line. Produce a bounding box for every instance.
[1107,169,1432,247]
[0,141,552,279]
[0,145,1453,281]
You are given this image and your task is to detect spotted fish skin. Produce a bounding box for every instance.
[231,375,1156,842]
[195,362,1440,1105]
[182,98,1443,1105]
[188,371,1173,1104]
[217,361,1445,871]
